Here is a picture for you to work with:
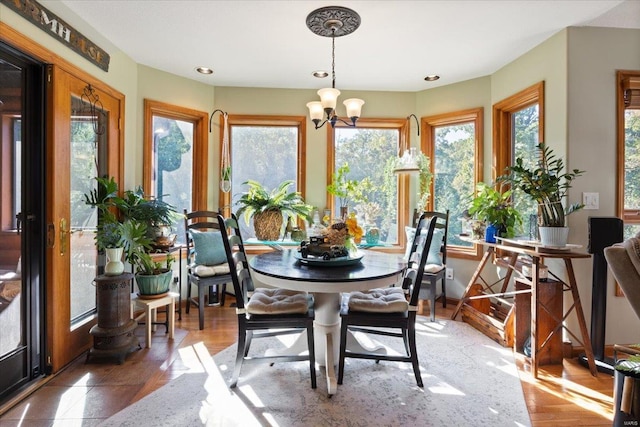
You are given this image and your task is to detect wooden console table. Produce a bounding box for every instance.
[451,238,597,379]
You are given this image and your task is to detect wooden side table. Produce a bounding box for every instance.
[451,238,596,379]
[131,292,178,348]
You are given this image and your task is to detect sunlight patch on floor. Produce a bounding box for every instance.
[520,370,614,420]
[428,380,466,396]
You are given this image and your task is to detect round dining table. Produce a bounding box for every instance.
[249,249,406,395]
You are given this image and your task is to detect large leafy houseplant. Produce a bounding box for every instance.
[84,177,175,291]
[468,182,522,238]
[499,143,585,227]
[235,179,313,241]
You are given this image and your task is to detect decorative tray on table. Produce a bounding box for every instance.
[293,251,364,267]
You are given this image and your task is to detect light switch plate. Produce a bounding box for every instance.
[583,192,599,210]
[446,268,454,280]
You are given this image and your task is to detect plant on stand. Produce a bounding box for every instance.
[468,182,522,242]
[120,219,174,296]
[84,176,178,295]
[499,143,585,247]
[84,176,126,276]
[117,186,182,250]
[235,179,313,241]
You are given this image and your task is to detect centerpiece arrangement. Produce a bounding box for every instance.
[298,213,363,263]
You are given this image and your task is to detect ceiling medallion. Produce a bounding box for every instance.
[306,6,361,37]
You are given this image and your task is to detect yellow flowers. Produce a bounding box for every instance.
[345,212,363,243]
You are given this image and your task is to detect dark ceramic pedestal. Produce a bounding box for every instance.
[87,273,140,364]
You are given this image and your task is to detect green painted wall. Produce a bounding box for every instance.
[3,1,640,344]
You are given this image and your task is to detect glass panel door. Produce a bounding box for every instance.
[46,66,123,372]
[70,94,107,322]
[0,46,45,401]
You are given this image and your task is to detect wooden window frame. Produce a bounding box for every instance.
[421,108,484,259]
[617,70,640,223]
[327,118,410,250]
[218,114,307,223]
[143,99,208,211]
[492,82,545,182]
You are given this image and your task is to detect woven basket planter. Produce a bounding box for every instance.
[253,210,283,241]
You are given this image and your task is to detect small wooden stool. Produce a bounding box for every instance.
[131,292,178,348]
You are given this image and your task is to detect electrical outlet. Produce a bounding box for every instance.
[583,192,599,210]
[446,268,454,280]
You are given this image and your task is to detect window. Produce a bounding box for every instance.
[617,71,640,238]
[219,115,306,240]
[143,100,208,243]
[421,108,483,258]
[493,82,544,240]
[329,118,409,246]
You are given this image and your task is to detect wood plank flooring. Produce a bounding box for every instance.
[0,300,615,426]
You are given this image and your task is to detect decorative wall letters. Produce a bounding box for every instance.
[1,0,110,71]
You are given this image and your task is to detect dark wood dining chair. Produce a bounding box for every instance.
[418,210,449,321]
[217,213,317,389]
[337,213,437,388]
[184,209,231,330]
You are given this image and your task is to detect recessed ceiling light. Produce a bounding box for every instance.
[424,75,440,82]
[313,70,329,78]
[196,67,214,75]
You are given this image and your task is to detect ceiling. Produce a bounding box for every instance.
[41,0,640,93]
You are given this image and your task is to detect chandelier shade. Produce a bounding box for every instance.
[306,6,364,129]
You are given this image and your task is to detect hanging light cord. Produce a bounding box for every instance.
[221,112,230,190]
[331,29,336,89]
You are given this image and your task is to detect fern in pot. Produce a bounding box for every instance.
[499,143,585,247]
[235,180,313,241]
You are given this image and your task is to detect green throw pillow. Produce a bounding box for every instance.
[427,228,444,265]
[404,227,444,265]
[189,229,227,266]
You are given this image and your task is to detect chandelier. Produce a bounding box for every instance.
[305,6,364,129]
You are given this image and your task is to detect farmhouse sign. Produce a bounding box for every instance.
[1,0,110,71]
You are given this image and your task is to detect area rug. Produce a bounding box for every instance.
[100,317,531,427]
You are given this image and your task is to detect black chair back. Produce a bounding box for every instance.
[427,210,449,265]
[184,209,224,259]
[183,209,230,329]
[405,213,438,307]
[217,213,254,311]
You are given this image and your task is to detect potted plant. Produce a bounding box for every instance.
[468,182,522,242]
[84,176,176,295]
[84,176,126,275]
[327,163,360,218]
[117,186,182,250]
[499,143,585,247]
[235,179,313,241]
[120,219,174,296]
